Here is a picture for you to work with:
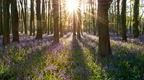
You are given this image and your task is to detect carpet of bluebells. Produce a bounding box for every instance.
[0,33,144,80]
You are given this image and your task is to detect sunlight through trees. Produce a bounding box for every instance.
[0,0,144,79]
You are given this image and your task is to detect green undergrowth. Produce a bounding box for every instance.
[0,40,143,80]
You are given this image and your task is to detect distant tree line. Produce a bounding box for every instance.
[0,0,143,57]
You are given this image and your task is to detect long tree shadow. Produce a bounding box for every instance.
[79,35,97,62]
[69,36,90,80]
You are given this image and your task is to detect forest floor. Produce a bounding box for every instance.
[0,33,144,80]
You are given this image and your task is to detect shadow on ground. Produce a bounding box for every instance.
[79,35,97,62]
[81,33,144,80]
[0,33,144,80]
[69,36,90,80]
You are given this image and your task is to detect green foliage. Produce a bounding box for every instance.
[0,40,144,80]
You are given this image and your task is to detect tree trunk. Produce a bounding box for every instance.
[47,0,51,35]
[42,0,46,33]
[53,0,59,43]
[77,10,81,38]
[98,0,112,57]
[11,0,19,42]
[133,0,140,38]
[30,0,34,36]
[3,0,10,45]
[36,0,42,39]
[92,1,96,35]
[24,0,27,34]
[73,13,76,37]
[0,0,3,35]
[129,0,132,34]
[121,0,127,41]
[77,0,81,38]
[117,0,120,35]
[59,0,63,37]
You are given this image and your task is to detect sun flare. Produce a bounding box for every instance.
[66,0,79,13]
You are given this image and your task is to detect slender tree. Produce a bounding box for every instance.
[98,0,112,57]
[121,0,127,41]
[88,1,91,33]
[24,0,27,34]
[77,0,82,38]
[53,0,59,43]
[133,0,140,38]
[30,0,34,36]
[36,0,42,39]
[3,0,10,45]
[73,11,76,36]
[0,0,3,35]
[42,0,46,33]
[129,0,132,34]
[59,0,63,37]
[47,0,51,35]
[11,0,19,42]
[19,0,28,34]
[92,0,96,35]
[117,0,120,35]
